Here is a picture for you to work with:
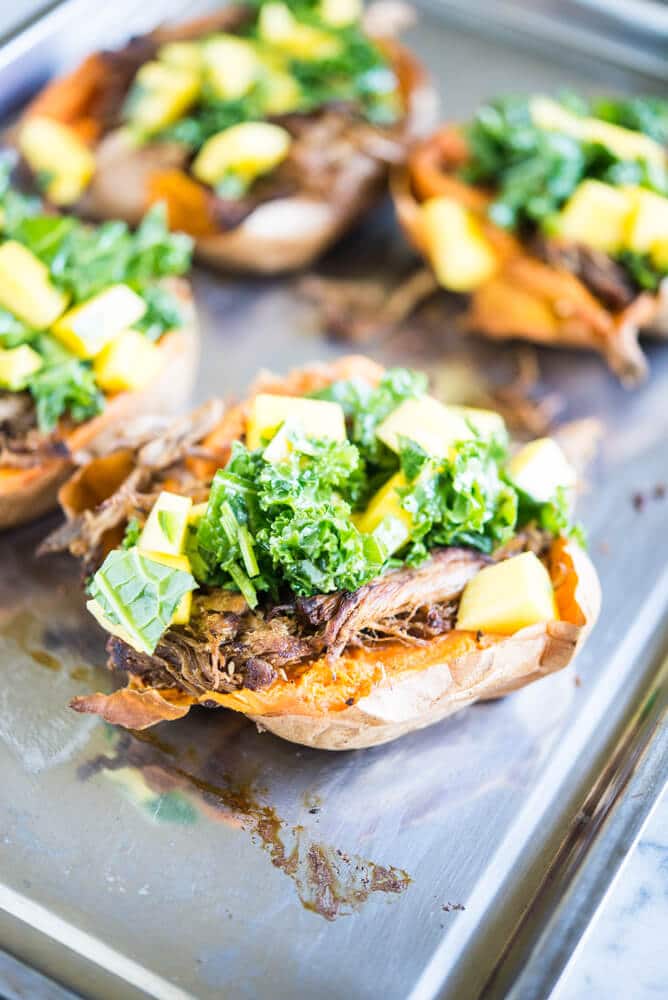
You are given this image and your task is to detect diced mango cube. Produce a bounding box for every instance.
[158,41,203,72]
[0,241,68,328]
[262,70,303,115]
[555,180,631,253]
[355,471,413,557]
[0,344,43,390]
[54,285,147,359]
[139,491,193,557]
[18,116,96,206]
[651,238,668,271]
[624,187,668,254]
[203,36,260,100]
[421,196,498,292]
[319,0,362,26]
[189,501,208,524]
[127,61,200,134]
[509,438,576,503]
[445,405,507,442]
[246,393,346,451]
[258,3,342,60]
[93,329,161,393]
[456,551,558,634]
[377,396,506,457]
[192,122,291,188]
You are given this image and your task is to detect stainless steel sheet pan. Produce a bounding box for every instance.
[0,2,666,998]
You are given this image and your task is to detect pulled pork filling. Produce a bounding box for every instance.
[0,392,68,468]
[100,536,551,696]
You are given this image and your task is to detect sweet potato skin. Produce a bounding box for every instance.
[0,280,198,530]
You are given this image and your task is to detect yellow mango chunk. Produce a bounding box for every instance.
[509,438,576,503]
[421,196,498,292]
[262,70,303,115]
[624,187,668,254]
[53,284,147,359]
[0,241,68,328]
[355,471,413,556]
[555,180,631,253]
[319,0,362,26]
[158,41,202,72]
[258,3,342,60]
[530,97,666,169]
[18,116,95,206]
[193,122,291,188]
[652,238,668,271]
[456,551,558,634]
[140,551,193,625]
[189,501,208,523]
[246,393,346,451]
[446,405,507,441]
[139,491,193,557]
[202,36,260,100]
[93,329,161,393]
[377,396,506,456]
[0,344,43,390]
[128,61,200,134]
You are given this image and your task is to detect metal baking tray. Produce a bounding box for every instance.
[0,2,666,998]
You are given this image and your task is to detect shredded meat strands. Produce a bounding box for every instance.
[0,392,69,469]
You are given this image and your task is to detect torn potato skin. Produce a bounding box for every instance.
[17,5,438,273]
[61,354,601,750]
[393,124,668,386]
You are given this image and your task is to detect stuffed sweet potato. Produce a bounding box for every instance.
[15,1,437,273]
[393,94,668,384]
[45,355,600,750]
[0,169,197,529]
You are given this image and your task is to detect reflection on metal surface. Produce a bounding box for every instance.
[81,724,412,921]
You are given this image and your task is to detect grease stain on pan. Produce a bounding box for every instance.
[0,610,62,671]
[81,727,411,920]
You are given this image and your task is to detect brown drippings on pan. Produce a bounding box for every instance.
[298,268,439,343]
[0,610,62,671]
[69,665,92,682]
[81,726,410,920]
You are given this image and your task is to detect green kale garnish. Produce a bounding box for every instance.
[28,359,104,432]
[121,518,143,549]
[463,95,668,232]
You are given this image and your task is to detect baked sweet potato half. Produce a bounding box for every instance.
[393,94,668,384]
[15,2,437,273]
[46,355,600,750]
[0,174,197,529]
